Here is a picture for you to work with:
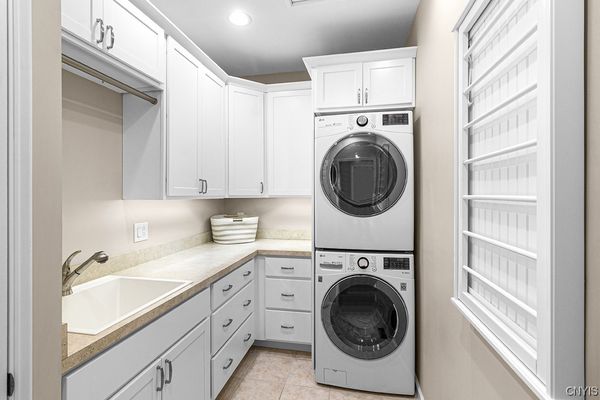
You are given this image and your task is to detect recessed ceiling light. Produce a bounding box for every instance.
[229,10,252,26]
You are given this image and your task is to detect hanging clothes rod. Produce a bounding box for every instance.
[61,54,158,105]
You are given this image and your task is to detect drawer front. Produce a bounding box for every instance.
[211,260,254,310]
[211,314,255,398]
[265,278,311,311]
[265,310,311,344]
[265,257,311,279]
[211,281,255,354]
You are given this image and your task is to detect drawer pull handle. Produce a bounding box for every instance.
[156,366,165,392]
[223,318,234,328]
[281,293,295,298]
[243,299,252,307]
[165,359,173,384]
[281,324,295,329]
[222,284,233,292]
[244,333,252,342]
[243,270,252,277]
[281,266,295,271]
[223,358,234,370]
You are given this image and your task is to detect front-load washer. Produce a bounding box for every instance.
[314,111,413,252]
[314,250,415,395]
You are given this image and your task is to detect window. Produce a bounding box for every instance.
[453,0,584,398]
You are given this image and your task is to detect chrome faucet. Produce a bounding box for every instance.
[62,250,109,296]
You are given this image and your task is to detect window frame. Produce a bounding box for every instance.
[452,0,584,398]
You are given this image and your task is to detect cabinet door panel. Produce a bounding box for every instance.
[61,0,103,43]
[363,59,414,108]
[162,319,211,400]
[109,359,161,400]
[199,69,227,197]
[228,85,265,196]
[266,90,312,196]
[103,0,165,82]
[166,39,200,197]
[314,63,362,110]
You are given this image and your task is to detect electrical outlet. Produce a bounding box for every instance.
[134,222,149,243]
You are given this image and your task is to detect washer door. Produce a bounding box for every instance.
[320,132,407,217]
[321,275,408,360]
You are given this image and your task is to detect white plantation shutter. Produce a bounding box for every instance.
[454,0,584,397]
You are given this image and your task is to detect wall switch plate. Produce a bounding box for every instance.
[134,222,149,243]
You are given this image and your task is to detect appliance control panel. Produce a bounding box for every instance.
[316,251,414,278]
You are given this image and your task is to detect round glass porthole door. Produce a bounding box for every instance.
[321,275,408,360]
[320,132,407,217]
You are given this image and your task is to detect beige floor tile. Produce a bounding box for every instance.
[280,384,331,400]
[245,350,295,383]
[329,387,415,400]
[251,345,297,359]
[232,350,258,379]
[286,358,323,388]
[294,350,313,359]
[230,378,285,400]
[216,376,242,400]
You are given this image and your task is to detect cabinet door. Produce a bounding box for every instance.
[362,59,414,108]
[199,68,227,197]
[266,90,312,196]
[314,63,363,111]
[61,0,103,44]
[162,319,211,400]
[228,85,265,197]
[109,359,161,400]
[166,38,201,197]
[103,0,165,82]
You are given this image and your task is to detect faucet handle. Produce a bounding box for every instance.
[62,250,82,275]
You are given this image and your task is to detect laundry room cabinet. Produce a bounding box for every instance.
[305,48,416,113]
[266,89,313,196]
[228,85,266,197]
[61,0,166,83]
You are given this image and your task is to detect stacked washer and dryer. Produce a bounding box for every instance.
[313,111,415,395]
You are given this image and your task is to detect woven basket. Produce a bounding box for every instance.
[210,213,259,244]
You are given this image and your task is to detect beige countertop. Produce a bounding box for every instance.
[62,239,312,374]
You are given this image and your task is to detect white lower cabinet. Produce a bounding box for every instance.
[211,281,255,354]
[109,359,162,400]
[265,310,311,344]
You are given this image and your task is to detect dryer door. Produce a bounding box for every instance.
[320,132,407,217]
[321,275,408,360]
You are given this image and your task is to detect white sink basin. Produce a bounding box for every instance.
[62,275,191,335]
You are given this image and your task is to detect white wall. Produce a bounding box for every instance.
[62,71,224,259]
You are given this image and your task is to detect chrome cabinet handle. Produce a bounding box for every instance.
[243,299,252,307]
[365,88,369,104]
[204,179,208,194]
[198,179,207,194]
[243,270,252,277]
[281,266,294,271]
[164,359,173,384]
[281,293,295,298]
[260,181,264,194]
[223,318,233,328]
[357,88,361,104]
[222,284,233,292]
[106,25,115,49]
[156,365,165,392]
[95,18,105,44]
[281,324,294,329]
[243,333,252,342]
[223,358,234,370]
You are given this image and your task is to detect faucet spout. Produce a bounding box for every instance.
[62,250,109,296]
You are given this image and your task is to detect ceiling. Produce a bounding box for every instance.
[150,0,421,77]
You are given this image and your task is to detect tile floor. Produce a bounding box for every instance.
[216,346,416,400]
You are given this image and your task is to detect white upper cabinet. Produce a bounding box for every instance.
[228,85,265,197]
[61,0,165,83]
[362,59,414,108]
[61,0,103,44]
[304,48,417,113]
[266,90,313,196]
[314,63,363,110]
[102,0,166,82]
[166,38,201,197]
[198,69,227,198]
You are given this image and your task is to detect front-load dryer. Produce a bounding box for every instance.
[314,111,414,252]
[314,250,415,395]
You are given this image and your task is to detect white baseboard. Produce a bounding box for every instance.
[416,378,425,400]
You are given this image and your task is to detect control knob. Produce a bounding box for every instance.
[357,257,369,269]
